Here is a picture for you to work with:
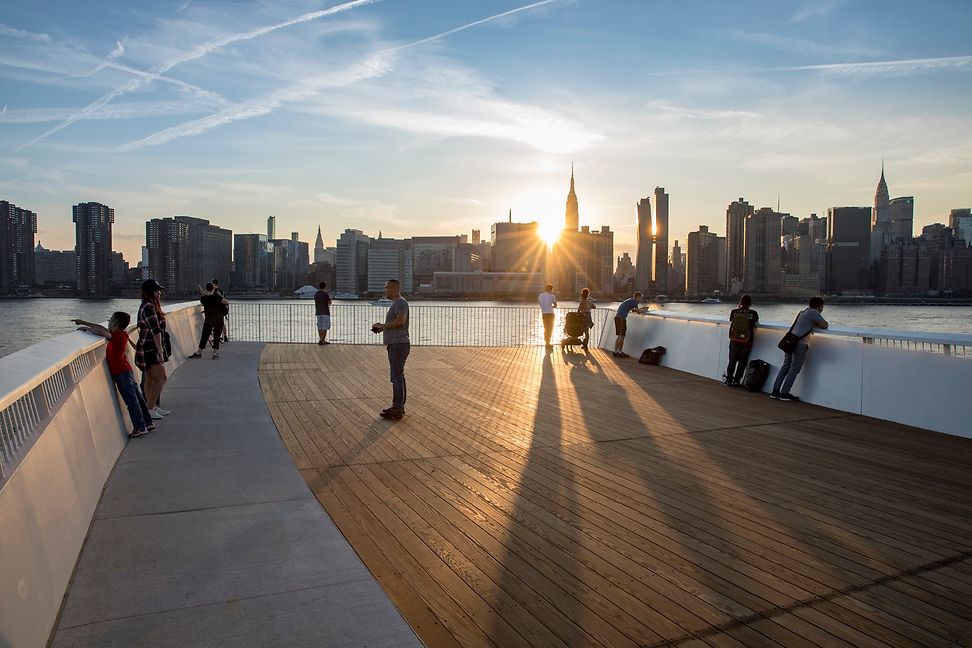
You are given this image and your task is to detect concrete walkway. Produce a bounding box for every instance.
[50,342,421,648]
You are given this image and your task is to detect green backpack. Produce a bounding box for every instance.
[729,308,754,344]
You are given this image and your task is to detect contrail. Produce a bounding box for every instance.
[771,55,972,74]
[16,0,378,151]
[117,0,567,151]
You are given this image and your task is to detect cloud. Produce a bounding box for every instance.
[730,29,880,59]
[644,101,762,121]
[0,99,221,123]
[108,39,126,60]
[774,55,972,76]
[0,23,51,42]
[789,0,842,23]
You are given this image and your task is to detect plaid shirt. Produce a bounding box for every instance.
[135,301,165,369]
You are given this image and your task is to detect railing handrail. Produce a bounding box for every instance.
[638,309,972,347]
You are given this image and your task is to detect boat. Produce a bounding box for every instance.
[654,294,668,305]
[293,285,317,299]
[700,297,722,304]
[370,297,392,307]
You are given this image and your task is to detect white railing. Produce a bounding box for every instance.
[599,310,972,438]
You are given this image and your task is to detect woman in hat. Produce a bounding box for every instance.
[136,279,170,420]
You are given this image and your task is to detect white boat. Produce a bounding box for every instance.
[370,297,392,307]
[293,285,317,299]
[701,297,722,304]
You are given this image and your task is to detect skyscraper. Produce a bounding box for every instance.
[890,196,915,241]
[336,229,371,295]
[668,240,684,297]
[491,221,543,274]
[314,226,326,263]
[564,165,579,233]
[267,215,276,241]
[949,208,972,245]
[871,165,892,262]
[743,207,783,295]
[368,236,412,293]
[269,233,310,292]
[652,187,669,296]
[725,198,754,292]
[233,233,270,291]
[146,216,232,294]
[686,225,721,296]
[73,202,113,298]
[411,235,461,287]
[1,200,37,292]
[634,197,652,294]
[827,206,872,294]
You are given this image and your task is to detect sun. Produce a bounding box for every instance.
[511,186,564,248]
[538,216,563,247]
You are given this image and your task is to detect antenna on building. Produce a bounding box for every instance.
[509,209,512,223]
[777,192,781,214]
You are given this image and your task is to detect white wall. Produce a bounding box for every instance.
[0,302,201,648]
[597,310,971,439]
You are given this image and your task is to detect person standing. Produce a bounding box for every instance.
[372,279,409,420]
[578,287,596,350]
[771,296,829,401]
[212,278,229,342]
[725,294,759,386]
[315,281,332,345]
[189,282,228,359]
[538,283,557,348]
[136,279,169,420]
[613,291,647,358]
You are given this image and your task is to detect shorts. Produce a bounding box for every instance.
[316,315,332,331]
[614,316,627,336]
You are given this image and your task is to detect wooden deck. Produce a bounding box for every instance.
[259,344,972,648]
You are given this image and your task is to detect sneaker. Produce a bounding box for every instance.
[779,393,801,402]
[318,340,325,345]
[129,429,149,438]
[146,423,156,432]
[149,408,164,420]
[619,352,630,358]
[154,406,171,416]
[380,408,404,419]
[769,391,781,399]
[189,352,202,359]
[212,352,219,359]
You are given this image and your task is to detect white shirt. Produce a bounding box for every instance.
[538,291,557,314]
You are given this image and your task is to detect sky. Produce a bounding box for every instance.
[1,0,971,264]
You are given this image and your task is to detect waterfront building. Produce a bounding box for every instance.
[871,166,892,262]
[146,216,232,295]
[73,202,113,298]
[411,235,460,288]
[941,244,972,294]
[314,226,326,263]
[110,252,128,288]
[878,238,930,296]
[634,196,653,294]
[572,225,614,295]
[668,240,684,297]
[471,229,481,245]
[1,200,37,292]
[743,207,783,295]
[336,229,371,296]
[890,196,915,242]
[948,208,971,245]
[34,242,76,287]
[922,224,955,291]
[233,233,270,291]
[490,220,543,274]
[827,206,872,294]
[686,225,722,296]
[652,187,669,296]
[725,197,753,293]
[368,236,413,293]
[270,233,310,293]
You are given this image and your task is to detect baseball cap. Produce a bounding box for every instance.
[141,279,165,292]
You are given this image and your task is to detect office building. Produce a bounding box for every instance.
[267,215,276,241]
[233,234,270,291]
[490,221,544,274]
[411,235,460,287]
[634,197,653,294]
[572,225,614,295]
[921,223,954,291]
[368,236,412,293]
[871,166,892,262]
[270,233,310,292]
[948,208,971,245]
[827,206,872,294]
[74,202,114,298]
[890,196,914,242]
[743,207,783,295]
[652,187,669,296]
[686,225,722,296]
[878,239,929,296]
[668,240,684,297]
[1,200,37,292]
[433,272,543,296]
[565,166,579,233]
[725,198,754,292]
[336,229,371,296]
[941,244,972,294]
[615,252,635,292]
[111,252,128,287]
[146,216,232,295]
[34,242,76,286]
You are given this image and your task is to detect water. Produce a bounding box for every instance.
[0,298,968,358]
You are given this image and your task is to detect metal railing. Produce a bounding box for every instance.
[228,302,611,347]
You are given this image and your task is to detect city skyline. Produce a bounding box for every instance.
[2,1,971,264]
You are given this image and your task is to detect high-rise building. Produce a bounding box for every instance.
[725,198,753,292]
[411,235,460,287]
[686,225,722,296]
[634,197,652,294]
[615,252,635,291]
[564,166,579,233]
[668,240,684,297]
[233,234,270,291]
[941,244,972,294]
[34,242,76,286]
[921,223,954,291]
[471,229,481,245]
[652,187,669,296]
[571,225,614,295]
[267,215,276,241]
[871,166,892,262]
[743,207,783,295]
[878,239,929,296]
[948,208,972,245]
[111,252,128,287]
[146,216,232,295]
[74,202,114,298]
[269,232,309,292]
[890,196,914,241]
[1,200,37,292]
[827,206,872,294]
[368,236,412,293]
[336,229,371,296]
[314,226,326,263]
[490,221,543,274]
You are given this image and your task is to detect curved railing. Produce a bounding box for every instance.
[598,310,972,438]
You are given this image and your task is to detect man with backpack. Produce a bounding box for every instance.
[771,296,829,401]
[725,295,758,386]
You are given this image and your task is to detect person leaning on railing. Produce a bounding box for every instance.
[771,296,829,402]
[613,291,648,358]
[189,282,229,360]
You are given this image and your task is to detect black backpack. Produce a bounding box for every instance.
[639,346,666,366]
[740,359,770,392]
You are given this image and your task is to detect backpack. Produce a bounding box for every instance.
[728,308,754,344]
[740,359,770,392]
[639,346,666,365]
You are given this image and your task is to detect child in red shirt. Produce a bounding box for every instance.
[73,312,154,438]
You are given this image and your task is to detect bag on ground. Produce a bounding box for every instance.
[740,359,770,392]
[639,346,666,366]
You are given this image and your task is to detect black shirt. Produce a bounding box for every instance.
[200,293,224,319]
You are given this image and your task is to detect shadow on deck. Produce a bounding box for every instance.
[260,344,972,648]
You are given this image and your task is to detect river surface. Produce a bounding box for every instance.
[0,297,969,358]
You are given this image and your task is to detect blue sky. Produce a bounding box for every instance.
[2,0,970,264]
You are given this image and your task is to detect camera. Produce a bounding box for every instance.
[371,324,381,334]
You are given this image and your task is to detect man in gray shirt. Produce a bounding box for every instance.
[771,296,829,401]
[372,279,409,419]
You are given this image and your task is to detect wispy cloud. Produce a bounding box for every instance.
[0,23,51,42]
[774,55,972,75]
[644,101,762,121]
[789,0,842,23]
[16,0,379,151]
[0,99,221,124]
[107,39,126,60]
[730,29,880,59]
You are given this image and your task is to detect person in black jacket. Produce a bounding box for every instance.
[189,282,229,359]
[725,295,758,386]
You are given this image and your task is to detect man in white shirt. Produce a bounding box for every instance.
[537,284,557,348]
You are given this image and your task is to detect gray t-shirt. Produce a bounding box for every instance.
[792,308,825,339]
[383,297,410,345]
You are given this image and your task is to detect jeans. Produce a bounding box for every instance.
[726,342,752,382]
[542,313,555,344]
[772,342,809,394]
[387,343,410,410]
[113,370,152,431]
[199,317,224,350]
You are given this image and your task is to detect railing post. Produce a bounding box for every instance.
[944,344,952,356]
